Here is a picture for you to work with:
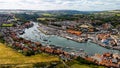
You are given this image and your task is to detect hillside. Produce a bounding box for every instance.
[0,43,59,64]
[0,9,99,14]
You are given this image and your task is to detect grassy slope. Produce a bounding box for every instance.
[56,60,105,68]
[71,64,105,68]
[71,64,91,68]
[0,43,59,64]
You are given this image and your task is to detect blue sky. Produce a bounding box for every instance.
[0,0,120,11]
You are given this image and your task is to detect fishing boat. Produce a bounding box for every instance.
[79,48,84,52]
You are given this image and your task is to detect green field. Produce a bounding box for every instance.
[1,23,13,27]
[42,13,53,16]
[116,14,120,16]
[37,18,46,21]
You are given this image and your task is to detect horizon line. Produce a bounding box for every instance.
[0,9,119,11]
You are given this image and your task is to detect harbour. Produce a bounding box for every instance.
[20,22,120,56]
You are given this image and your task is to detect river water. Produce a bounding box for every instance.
[20,22,120,56]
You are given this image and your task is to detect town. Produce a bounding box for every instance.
[0,10,120,68]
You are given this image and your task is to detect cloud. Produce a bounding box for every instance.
[0,0,119,11]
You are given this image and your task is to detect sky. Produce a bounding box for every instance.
[0,0,120,11]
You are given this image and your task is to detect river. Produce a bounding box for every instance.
[19,22,120,56]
